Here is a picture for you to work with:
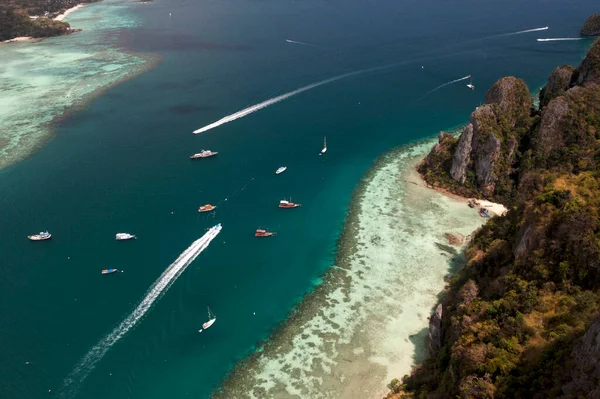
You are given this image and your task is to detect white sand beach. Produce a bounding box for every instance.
[54,4,85,21]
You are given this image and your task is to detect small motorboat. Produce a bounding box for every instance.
[279,199,301,208]
[198,204,216,212]
[190,150,218,159]
[466,76,475,90]
[28,231,51,241]
[102,269,118,274]
[255,229,276,237]
[116,233,136,240]
[319,136,327,155]
[276,166,287,174]
[200,306,216,331]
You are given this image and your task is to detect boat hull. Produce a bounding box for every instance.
[28,235,51,241]
[102,269,118,274]
[202,318,216,329]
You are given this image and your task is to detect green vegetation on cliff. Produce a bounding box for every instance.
[396,39,600,399]
[0,0,98,41]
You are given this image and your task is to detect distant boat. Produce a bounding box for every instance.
[116,233,136,240]
[466,76,475,90]
[255,229,276,237]
[319,136,327,155]
[276,166,287,174]
[279,198,301,208]
[198,204,216,212]
[28,231,51,241]
[102,269,118,274]
[201,306,216,331]
[190,150,218,159]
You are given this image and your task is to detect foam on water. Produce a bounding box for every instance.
[215,139,485,398]
[0,0,157,170]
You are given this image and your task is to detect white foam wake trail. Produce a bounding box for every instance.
[421,75,471,98]
[537,37,583,42]
[485,26,549,39]
[285,39,316,46]
[61,224,222,397]
[193,69,373,134]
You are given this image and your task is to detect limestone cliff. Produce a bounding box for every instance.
[580,13,600,36]
[539,66,575,108]
[572,37,600,86]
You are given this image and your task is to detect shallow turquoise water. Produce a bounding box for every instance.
[0,0,597,398]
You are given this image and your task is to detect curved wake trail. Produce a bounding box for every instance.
[537,37,583,42]
[285,39,317,46]
[484,26,549,39]
[420,75,471,99]
[61,224,222,397]
[193,71,365,134]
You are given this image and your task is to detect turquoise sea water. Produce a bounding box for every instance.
[0,0,597,398]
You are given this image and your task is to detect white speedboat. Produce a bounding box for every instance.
[200,307,216,331]
[116,233,136,240]
[319,136,327,155]
[276,166,287,174]
[190,150,218,159]
[28,231,51,241]
[466,76,475,90]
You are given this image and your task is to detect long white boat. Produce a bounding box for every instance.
[28,231,51,241]
[200,306,217,332]
[190,150,218,159]
[276,166,287,174]
[116,233,136,240]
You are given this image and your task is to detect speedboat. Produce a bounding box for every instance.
[466,76,475,90]
[279,199,301,208]
[102,269,118,274]
[116,233,136,240]
[255,229,276,237]
[190,150,218,159]
[276,166,287,174]
[201,306,216,331]
[198,204,216,212]
[28,231,51,241]
[319,137,327,155]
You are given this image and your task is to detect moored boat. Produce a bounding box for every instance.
[275,166,287,174]
[200,306,216,331]
[116,233,136,240]
[190,150,218,159]
[279,199,301,208]
[255,229,276,237]
[319,136,327,155]
[198,204,216,212]
[28,231,51,241]
[102,269,118,274]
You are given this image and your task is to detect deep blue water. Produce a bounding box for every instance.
[0,0,597,398]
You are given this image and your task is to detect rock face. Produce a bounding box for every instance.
[450,124,473,184]
[560,317,600,398]
[580,13,600,36]
[428,304,443,356]
[540,66,575,108]
[484,77,532,127]
[533,95,570,158]
[572,39,600,86]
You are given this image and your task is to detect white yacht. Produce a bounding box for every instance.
[116,233,136,240]
[276,166,287,174]
[200,307,217,332]
[319,136,327,155]
[190,150,218,159]
[28,231,51,241]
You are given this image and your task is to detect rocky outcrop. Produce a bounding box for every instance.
[428,304,443,356]
[532,95,570,159]
[484,77,532,128]
[450,124,473,184]
[572,39,600,86]
[470,106,502,196]
[560,317,600,398]
[580,13,600,36]
[540,65,575,108]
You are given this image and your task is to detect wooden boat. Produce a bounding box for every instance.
[255,229,276,237]
[198,204,216,212]
[102,269,118,274]
[28,231,51,241]
[279,199,301,208]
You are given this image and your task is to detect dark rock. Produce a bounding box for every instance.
[428,304,443,356]
[580,13,600,36]
[560,317,600,398]
[532,95,570,159]
[572,39,600,86]
[540,65,575,108]
[484,77,532,128]
[470,106,502,196]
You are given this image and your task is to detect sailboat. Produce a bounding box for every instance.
[466,76,475,90]
[199,306,216,332]
[319,136,327,155]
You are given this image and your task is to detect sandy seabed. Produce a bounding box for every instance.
[215,139,486,399]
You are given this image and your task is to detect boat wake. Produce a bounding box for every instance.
[536,37,583,42]
[61,224,222,397]
[484,26,549,39]
[285,39,317,47]
[420,75,471,99]
[193,64,397,134]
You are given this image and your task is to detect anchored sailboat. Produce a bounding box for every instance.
[199,306,216,332]
[319,136,327,155]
